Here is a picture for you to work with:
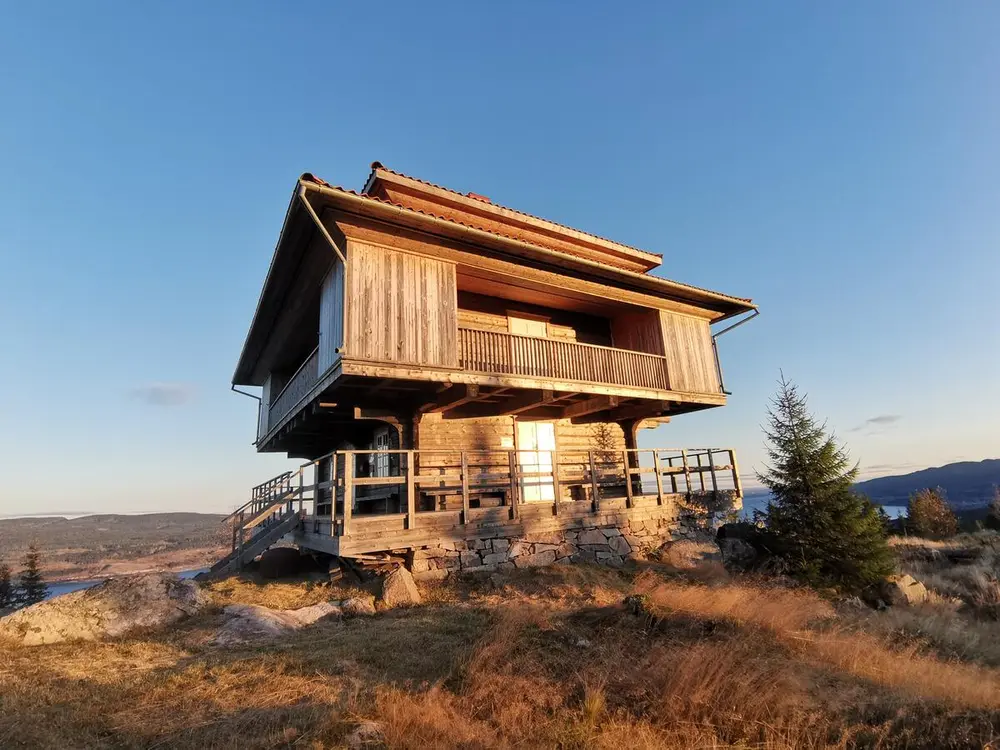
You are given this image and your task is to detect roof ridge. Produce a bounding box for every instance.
[365,161,661,260]
[302,175,753,306]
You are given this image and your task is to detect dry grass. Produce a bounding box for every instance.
[4,562,1000,748]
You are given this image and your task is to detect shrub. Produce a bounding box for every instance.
[907,488,958,539]
[756,375,894,592]
[0,560,11,610]
[16,544,48,607]
[985,486,1000,531]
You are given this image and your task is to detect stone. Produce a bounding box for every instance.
[525,531,563,545]
[878,575,929,607]
[577,529,607,546]
[600,527,623,538]
[380,567,422,608]
[0,573,207,646]
[492,538,511,553]
[497,562,516,572]
[574,637,591,648]
[532,543,562,553]
[572,549,597,563]
[212,602,340,646]
[717,538,758,570]
[513,549,558,569]
[488,573,507,589]
[481,552,508,566]
[555,556,572,564]
[460,551,483,568]
[608,535,631,555]
[508,541,531,558]
[258,547,304,579]
[341,595,377,616]
[410,558,431,574]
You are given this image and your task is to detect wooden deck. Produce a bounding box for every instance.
[224,447,742,561]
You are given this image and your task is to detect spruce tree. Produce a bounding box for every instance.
[985,486,1000,532]
[757,375,894,592]
[18,544,48,606]
[0,559,12,610]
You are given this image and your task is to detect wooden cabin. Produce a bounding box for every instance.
[213,163,756,579]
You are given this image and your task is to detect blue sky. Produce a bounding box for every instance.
[1,3,998,515]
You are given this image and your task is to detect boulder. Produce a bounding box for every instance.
[380,567,422,608]
[717,538,758,570]
[259,547,304,579]
[658,540,722,570]
[341,595,377,617]
[0,573,207,646]
[212,602,340,646]
[878,574,929,607]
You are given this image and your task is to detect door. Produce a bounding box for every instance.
[517,421,556,502]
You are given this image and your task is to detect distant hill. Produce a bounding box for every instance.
[854,459,1000,509]
[0,512,227,580]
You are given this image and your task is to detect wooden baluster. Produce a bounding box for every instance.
[667,455,678,492]
[708,449,719,493]
[622,449,633,508]
[696,452,706,491]
[406,450,416,529]
[652,451,664,505]
[589,450,600,512]
[508,450,519,519]
[461,451,470,524]
[552,449,561,515]
[681,449,692,495]
[343,452,353,537]
[731,449,743,499]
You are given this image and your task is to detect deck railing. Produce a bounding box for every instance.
[267,347,319,433]
[240,447,742,540]
[459,327,669,391]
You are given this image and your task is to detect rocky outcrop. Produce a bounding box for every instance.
[878,574,929,606]
[0,573,207,646]
[212,602,340,645]
[341,595,377,616]
[380,567,422,608]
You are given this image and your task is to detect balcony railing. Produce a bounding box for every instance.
[459,327,669,391]
[267,347,319,433]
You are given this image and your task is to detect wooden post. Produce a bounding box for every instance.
[708,449,719,493]
[343,452,354,537]
[696,452,706,491]
[667,455,678,493]
[507,450,519,519]
[406,450,416,529]
[297,470,304,514]
[681,449,692,496]
[552,449,561,515]
[622,449,633,508]
[330,454,338,533]
[652,451,664,505]
[588,450,600,512]
[461,451,470,524]
[312,459,319,517]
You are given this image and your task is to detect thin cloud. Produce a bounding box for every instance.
[850,414,902,432]
[131,382,197,406]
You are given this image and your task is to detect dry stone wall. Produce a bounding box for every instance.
[410,502,715,580]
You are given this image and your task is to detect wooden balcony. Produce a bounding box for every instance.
[459,327,670,391]
[264,347,319,438]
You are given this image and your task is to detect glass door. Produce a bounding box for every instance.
[517,421,556,502]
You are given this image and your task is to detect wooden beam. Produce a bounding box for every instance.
[419,384,481,415]
[561,395,619,420]
[500,389,554,415]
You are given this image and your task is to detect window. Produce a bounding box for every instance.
[508,315,548,338]
[373,430,391,477]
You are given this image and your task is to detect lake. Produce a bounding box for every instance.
[741,493,907,520]
[45,569,206,600]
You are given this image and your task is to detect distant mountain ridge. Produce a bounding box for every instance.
[854,459,1000,509]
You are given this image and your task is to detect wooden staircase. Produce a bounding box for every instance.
[199,469,309,580]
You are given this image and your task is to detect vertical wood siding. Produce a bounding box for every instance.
[659,312,720,394]
[258,375,272,440]
[318,260,345,373]
[610,309,666,355]
[345,241,458,367]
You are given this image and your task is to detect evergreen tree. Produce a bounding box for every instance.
[907,488,958,539]
[17,544,48,606]
[757,375,894,592]
[0,559,12,610]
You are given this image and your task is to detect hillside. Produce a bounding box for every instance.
[0,513,227,580]
[855,459,1000,509]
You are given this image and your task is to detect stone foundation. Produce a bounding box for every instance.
[410,503,719,580]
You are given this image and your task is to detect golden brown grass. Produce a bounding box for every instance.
[3,563,1000,748]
